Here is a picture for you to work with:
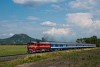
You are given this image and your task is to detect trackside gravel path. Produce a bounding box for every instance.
[0,54,28,62]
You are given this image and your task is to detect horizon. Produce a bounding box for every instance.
[0,33,99,43]
[0,0,100,42]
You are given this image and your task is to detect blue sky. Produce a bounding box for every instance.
[0,0,100,42]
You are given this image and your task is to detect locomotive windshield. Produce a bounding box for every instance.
[28,43,35,45]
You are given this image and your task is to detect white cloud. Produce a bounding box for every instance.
[27,16,38,20]
[66,13,93,27]
[67,0,100,37]
[66,12,100,36]
[9,33,14,36]
[12,0,63,6]
[51,4,62,10]
[43,27,72,35]
[94,20,100,28]
[41,21,56,27]
[69,0,99,9]
[2,33,14,36]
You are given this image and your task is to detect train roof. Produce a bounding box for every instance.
[28,41,96,45]
[49,42,96,45]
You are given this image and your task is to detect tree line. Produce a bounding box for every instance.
[76,36,100,47]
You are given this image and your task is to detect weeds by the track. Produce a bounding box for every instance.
[0,48,100,67]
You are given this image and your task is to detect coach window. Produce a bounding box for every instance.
[52,44,54,47]
[53,44,56,47]
[58,44,60,47]
[63,44,66,47]
[55,44,58,47]
[62,44,63,47]
[60,44,62,47]
[51,44,53,47]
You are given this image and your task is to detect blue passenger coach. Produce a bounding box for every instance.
[50,42,96,51]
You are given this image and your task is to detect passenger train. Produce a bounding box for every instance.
[27,41,96,53]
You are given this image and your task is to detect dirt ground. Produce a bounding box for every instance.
[16,56,74,67]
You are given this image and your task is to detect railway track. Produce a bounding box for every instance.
[0,54,29,62]
[0,52,50,62]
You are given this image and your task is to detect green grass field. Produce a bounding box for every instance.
[0,45,27,56]
[0,47,100,67]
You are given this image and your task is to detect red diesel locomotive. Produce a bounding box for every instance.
[27,42,50,53]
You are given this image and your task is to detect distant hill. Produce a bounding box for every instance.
[0,34,40,45]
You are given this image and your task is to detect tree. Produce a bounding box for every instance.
[90,36,97,44]
[76,36,100,47]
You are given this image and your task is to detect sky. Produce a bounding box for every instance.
[0,0,100,42]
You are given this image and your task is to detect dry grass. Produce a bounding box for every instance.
[0,47,100,67]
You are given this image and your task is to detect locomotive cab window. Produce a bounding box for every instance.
[28,43,34,45]
[34,43,36,45]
